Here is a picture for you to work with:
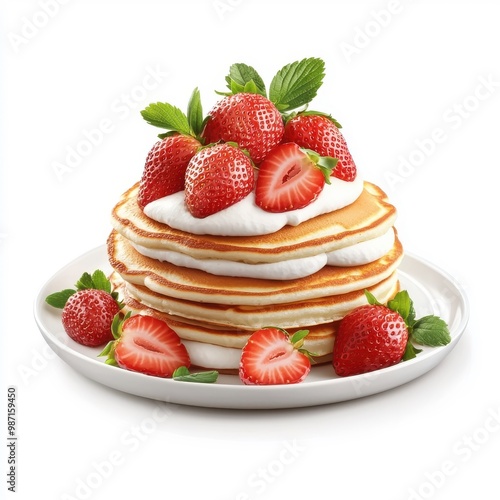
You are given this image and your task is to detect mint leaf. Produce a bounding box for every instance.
[45,289,76,309]
[173,366,219,383]
[225,63,267,97]
[141,102,192,135]
[187,87,203,137]
[269,57,325,111]
[412,316,451,346]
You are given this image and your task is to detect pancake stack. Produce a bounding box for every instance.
[108,180,403,371]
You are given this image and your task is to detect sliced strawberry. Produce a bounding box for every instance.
[137,134,201,209]
[111,315,190,377]
[255,142,332,213]
[239,328,311,385]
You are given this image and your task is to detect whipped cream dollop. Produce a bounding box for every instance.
[132,229,395,280]
[144,175,364,237]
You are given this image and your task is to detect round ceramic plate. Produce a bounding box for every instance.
[34,246,469,409]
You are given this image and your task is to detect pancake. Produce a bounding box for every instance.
[108,229,403,306]
[111,181,397,264]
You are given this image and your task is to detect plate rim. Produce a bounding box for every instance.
[33,245,470,409]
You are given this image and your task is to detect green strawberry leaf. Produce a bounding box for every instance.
[365,290,383,306]
[45,289,76,309]
[91,270,111,293]
[293,110,343,129]
[187,87,204,137]
[141,102,192,136]
[172,366,219,383]
[303,148,337,185]
[269,57,326,111]
[291,329,310,345]
[387,290,413,323]
[224,63,267,97]
[75,272,94,290]
[402,341,422,361]
[412,316,451,346]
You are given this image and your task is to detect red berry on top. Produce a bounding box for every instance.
[184,143,254,218]
[283,114,357,182]
[61,289,120,347]
[202,93,284,164]
[137,134,201,209]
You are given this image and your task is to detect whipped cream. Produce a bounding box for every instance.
[144,175,364,237]
[183,340,241,370]
[132,229,395,280]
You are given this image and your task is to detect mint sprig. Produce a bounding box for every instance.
[45,270,120,309]
[172,366,219,383]
[365,289,451,361]
[141,87,204,140]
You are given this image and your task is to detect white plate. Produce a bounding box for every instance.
[33,246,469,409]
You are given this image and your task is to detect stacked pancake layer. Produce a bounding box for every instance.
[108,180,403,370]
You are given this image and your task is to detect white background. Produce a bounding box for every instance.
[1,0,499,499]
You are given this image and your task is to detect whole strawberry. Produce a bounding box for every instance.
[184,143,254,218]
[202,93,284,164]
[62,289,120,347]
[283,113,357,181]
[333,304,408,376]
[46,270,122,347]
[138,88,205,209]
[137,134,200,209]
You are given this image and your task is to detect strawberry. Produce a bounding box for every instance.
[138,88,206,209]
[333,304,408,376]
[60,289,120,347]
[283,113,357,181]
[239,328,312,385]
[137,134,201,209]
[184,143,254,218]
[202,93,284,164]
[46,270,122,347]
[255,142,335,212]
[102,314,191,378]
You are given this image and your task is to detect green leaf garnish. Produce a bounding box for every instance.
[269,57,325,111]
[172,366,219,383]
[140,102,192,136]
[387,290,413,323]
[45,270,121,309]
[223,63,267,97]
[45,289,76,309]
[412,316,451,346]
[187,87,204,137]
[402,341,422,361]
[303,148,337,185]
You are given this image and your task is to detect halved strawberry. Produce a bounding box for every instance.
[255,142,335,213]
[283,113,357,182]
[239,328,312,385]
[100,314,190,378]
